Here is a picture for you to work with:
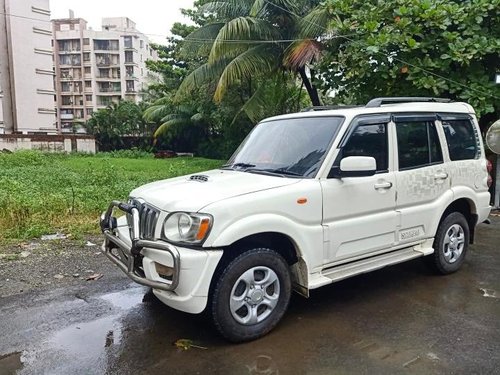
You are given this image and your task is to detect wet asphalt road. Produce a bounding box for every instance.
[0,219,499,375]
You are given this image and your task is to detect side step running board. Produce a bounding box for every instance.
[321,248,426,284]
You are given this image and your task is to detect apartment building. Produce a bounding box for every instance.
[52,16,159,133]
[0,0,57,135]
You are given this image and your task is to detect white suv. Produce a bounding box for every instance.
[100,97,492,342]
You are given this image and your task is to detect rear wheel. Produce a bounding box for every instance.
[210,248,291,342]
[427,212,469,274]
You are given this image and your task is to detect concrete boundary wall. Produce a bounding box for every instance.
[0,134,96,153]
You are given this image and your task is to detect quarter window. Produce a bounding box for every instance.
[441,118,479,160]
[396,120,443,170]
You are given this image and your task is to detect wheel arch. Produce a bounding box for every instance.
[439,197,478,243]
[211,231,309,297]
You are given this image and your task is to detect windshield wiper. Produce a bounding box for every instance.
[221,162,256,170]
[265,168,302,176]
[246,168,303,178]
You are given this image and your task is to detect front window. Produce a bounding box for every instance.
[224,117,343,178]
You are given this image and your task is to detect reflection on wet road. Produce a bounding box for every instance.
[1,220,499,374]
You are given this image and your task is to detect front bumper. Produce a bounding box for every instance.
[100,201,223,313]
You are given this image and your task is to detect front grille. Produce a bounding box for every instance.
[127,199,160,240]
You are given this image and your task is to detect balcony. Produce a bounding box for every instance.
[60,113,74,120]
[98,88,121,94]
[94,48,120,54]
[96,75,121,81]
[58,49,81,54]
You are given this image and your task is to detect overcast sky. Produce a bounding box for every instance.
[49,0,195,44]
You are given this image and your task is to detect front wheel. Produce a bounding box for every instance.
[210,248,291,342]
[427,212,470,274]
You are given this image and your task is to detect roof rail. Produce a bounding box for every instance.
[301,105,362,112]
[365,97,452,108]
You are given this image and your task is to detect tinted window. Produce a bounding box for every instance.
[338,123,388,172]
[441,118,479,160]
[396,121,443,170]
[226,117,344,178]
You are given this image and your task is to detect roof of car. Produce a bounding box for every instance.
[262,101,475,123]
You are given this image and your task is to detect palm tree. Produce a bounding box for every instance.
[176,0,337,119]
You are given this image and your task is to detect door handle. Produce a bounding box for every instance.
[374,181,393,189]
[434,172,448,180]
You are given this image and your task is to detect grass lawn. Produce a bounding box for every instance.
[0,151,223,242]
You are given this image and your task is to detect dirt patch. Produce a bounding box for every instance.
[0,235,123,298]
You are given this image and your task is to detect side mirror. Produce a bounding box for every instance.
[330,156,377,178]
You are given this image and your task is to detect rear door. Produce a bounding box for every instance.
[393,114,450,245]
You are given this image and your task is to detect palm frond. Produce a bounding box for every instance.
[143,102,173,122]
[299,5,337,38]
[208,17,280,63]
[238,83,269,123]
[181,23,225,58]
[175,59,228,100]
[249,0,265,17]
[153,117,191,138]
[199,1,253,19]
[283,39,322,70]
[214,44,280,102]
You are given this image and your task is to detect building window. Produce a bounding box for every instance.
[61,82,71,92]
[62,96,72,105]
[124,36,133,48]
[59,55,81,66]
[85,81,92,88]
[125,51,133,63]
[84,67,91,74]
[83,53,90,61]
[140,40,144,48]
[85,95,92,102]
[83,38,90,45]
[86,108,93,116]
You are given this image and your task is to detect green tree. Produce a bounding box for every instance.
[86,101,152,151]
[176,0,326,116]
[313,0,500,122]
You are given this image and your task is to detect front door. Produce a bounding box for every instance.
[321,115,397,263]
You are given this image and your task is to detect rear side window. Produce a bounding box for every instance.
[396,120,443,170]
[441,118,479,160]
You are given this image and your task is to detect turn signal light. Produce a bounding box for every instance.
[155,262,174,281]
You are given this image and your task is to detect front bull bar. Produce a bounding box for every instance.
[100,200,180,291]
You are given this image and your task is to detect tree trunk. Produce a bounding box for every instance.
[298,66,321,107]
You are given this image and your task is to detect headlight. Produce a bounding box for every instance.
[163,212,213,244]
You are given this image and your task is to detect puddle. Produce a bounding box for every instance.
[0,351,23,373]
[100,287,145,310]
[17,287,147,374]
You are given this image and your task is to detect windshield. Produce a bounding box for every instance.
[224,116,344,178]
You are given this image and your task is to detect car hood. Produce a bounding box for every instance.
[130,169,301,212]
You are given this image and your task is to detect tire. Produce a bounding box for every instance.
[210,248,291,342]
[427,212,470,274]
